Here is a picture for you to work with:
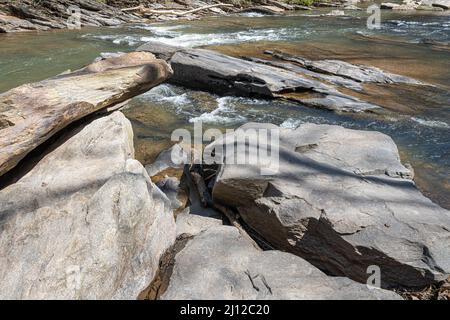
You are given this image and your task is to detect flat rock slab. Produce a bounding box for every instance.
[211,123,450,288]
[162,226,402,300]
[137,42,382,113]
[0,52,172,177]
[264,50,423,85]
[0,112,176,299]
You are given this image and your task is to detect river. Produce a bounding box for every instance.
[0,8,449,208]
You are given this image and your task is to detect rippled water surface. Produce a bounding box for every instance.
[0,9,449,208]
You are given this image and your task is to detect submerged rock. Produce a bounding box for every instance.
[211,123,450,288]
[162,226,402,300]
[0,52,172,177]
[0,112,176,299]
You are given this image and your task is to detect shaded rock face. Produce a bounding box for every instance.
[211,123,450,288]
[0,112,176,300]
[162,226,402,300]
[0,52,173,177]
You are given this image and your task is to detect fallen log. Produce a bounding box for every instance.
[0,52,173,177]
[121,5,144,12]
[125,3,234,17]
[175,3,234,16]
[265,0,295,10]
[239,5,286,15]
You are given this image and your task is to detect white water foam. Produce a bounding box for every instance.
[280,118,303,129]
[189,97,247,124]
[411,117,450,129]
[82,26,300,48]
[238,12,266,18]
[139,84,191,106]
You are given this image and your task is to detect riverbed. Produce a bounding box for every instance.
[0,9,449,208]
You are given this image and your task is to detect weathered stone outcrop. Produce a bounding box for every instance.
[138,42,382,113]
[162,226,402,299]
[381,0,449,10]
[0,52,172,177]
[211,123,450,288]
[264,50,423,85]
[0,112,176,299]
[138,42,427,114]
[0,0,139,33]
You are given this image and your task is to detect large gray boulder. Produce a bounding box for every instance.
[0,112,176,299]
[162,226,402,300]
[211,123,450,288]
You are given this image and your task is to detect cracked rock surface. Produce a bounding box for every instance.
[162,225,402,300]
[211,123,450,288]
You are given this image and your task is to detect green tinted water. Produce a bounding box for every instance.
[0,10,449,207]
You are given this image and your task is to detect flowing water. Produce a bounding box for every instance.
[0,8,449,208]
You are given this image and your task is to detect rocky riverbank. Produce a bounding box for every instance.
[0,0,362,33]
[137,41,432,114]
[0,45,449,299]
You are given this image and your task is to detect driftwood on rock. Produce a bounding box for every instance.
[239,5,286,15]
[0,52,173,177]
[124,3,234,17]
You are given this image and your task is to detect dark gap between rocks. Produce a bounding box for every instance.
[138,234,193,300]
